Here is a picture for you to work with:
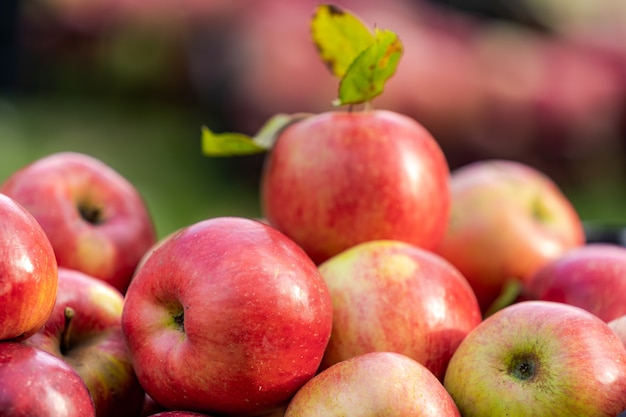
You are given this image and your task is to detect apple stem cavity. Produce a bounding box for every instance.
[173,309,185,332]
[61,306,76,355]
[78,202,105,225]
[508,352,538,382]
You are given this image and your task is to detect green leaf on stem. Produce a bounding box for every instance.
[311,4,375,79]
[311,4,404,106]
[334,29,403,106]
[201,113,311,157]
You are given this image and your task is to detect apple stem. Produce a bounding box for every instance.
[61,306,75,355]
[483,279,522,318]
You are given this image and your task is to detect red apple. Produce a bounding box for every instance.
[434,159,585,314]
[121,216,333,416]
[444,300,626,416]
[0,341,96,416]
[0,151,157,294]
[23,267,145,417]
[0,192,58,341]
[317,239,481,380]
[284,351,461,416]
[521,243,626,322]
[261,109,451,264]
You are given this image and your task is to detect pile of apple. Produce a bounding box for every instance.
[3,4,626,417]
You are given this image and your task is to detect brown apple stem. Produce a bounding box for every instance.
[61,306,75,355]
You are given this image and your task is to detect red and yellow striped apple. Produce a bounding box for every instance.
[0,192,58,341]
[122,217,333,416]
[261,109,451,265]
[317,239,481,380]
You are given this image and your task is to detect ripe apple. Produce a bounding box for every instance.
[0,151,157,294]
[318,239,481,380]
[521,243,626,321]
[434,159,585,314]
[284,351,460,416]
[261,109,451,264]
[443,300,626,417]
[0,192,58,341]
[0,341,96,416]
[23,267,145,417]
[121,216,334,416]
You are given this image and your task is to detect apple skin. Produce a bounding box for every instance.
[23,267,145,417]
[284,351,460,416]
[443,300,626,417]
[318,239,481,380]
[434,159,585,313]
[0,192,58,341]
[121,216,334,416]
[521,243,626,322]
[0,151,157,294]
[0,341,96,416]
[261,109,451,265]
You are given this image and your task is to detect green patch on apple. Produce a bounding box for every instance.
[201,3,404,157]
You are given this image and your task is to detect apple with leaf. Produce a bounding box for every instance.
[201,4,451,265]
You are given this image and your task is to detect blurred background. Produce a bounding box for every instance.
[1,0,626,238]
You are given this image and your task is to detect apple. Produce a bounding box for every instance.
[434,159,585,314]
[521,243,626,322]
[121,216,334,416]
[284,351,460,416]
[23,267,145,417]
[0,151,157,294]
[0,341,96,416]
[317,239,481,380]
[0,192,58,341]
[443,300,626,417]
[261,109,451,265]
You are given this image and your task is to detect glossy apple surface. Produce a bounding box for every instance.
[0,192,58,341]
[521,243,626,322]
[318,239,481,380]
[122,216,333,416]
[0,151,157,293]
[261,109,451,264]
[435,159,585,313]
[444,300,626,416]
[0,342,96,416]
[284,351,460,416]
[24,267,144,417]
